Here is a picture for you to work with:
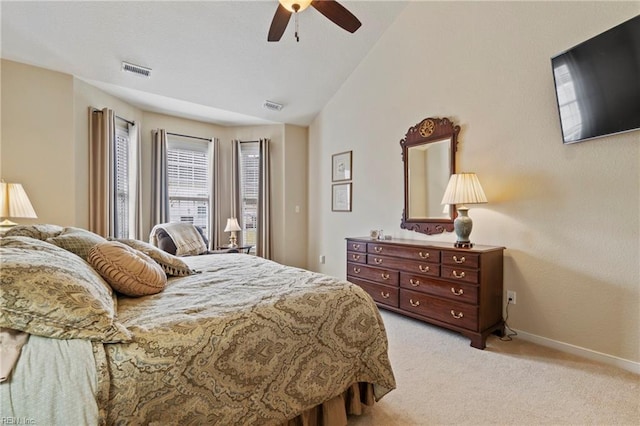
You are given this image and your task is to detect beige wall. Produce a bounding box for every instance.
[307,2,640,365]
[1,60,75,226]
[1,60,309,268]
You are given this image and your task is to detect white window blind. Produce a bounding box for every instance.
[114,124,129,239]
[239,142,259,247]
[167,138,210,233]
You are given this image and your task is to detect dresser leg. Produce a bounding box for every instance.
[468,334,487,350]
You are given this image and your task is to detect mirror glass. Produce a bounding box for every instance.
[407,138,451,219]
[400,117,459,236]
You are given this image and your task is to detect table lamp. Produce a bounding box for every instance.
[441,173,487,248]
[0,182,38,227]
[224,218,241,248]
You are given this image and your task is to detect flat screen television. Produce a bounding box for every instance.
[551,15,640,144]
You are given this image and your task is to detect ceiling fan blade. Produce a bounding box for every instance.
[311,0,362,33]
[268,4,292,42]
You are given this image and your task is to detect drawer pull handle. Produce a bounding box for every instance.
[452,270,466,279]
[409,299,420,307]
[419,265,430,273]
[451,287,464,296]
[418,251,430,259]
[381,273,390,280]
[374,258,383,264]
[380,291,390,299]
[353,267,361,274]
[450,310,464,319]
[409,279,420,287]
[352,254,360,261]
[353,244,360,250]
[453,256,465,264]
[374,246,383,253]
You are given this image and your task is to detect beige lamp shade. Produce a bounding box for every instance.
[440,173,487,248]
[0,182,38,226]
[440,173,488,206]
[279,0,313,12]
[224,218,241,232]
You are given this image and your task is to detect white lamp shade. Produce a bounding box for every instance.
[224,218,241,232]
[1,182,38,219]
[279,0,313,12]
[440,173,488,206]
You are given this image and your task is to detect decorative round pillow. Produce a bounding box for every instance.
[88,241,167,297]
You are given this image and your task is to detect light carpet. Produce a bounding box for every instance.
[349,310,639,425]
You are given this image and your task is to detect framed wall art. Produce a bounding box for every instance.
[332,151,352,182]
[332,183,352,212]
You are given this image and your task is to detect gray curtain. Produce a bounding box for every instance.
[208,138,221,250]
[151,129,169,231]
[88,107,116,237]
[256,139,271,259]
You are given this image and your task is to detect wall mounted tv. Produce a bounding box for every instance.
[551,15,640,144]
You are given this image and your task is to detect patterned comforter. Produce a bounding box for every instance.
[95,253,395,425]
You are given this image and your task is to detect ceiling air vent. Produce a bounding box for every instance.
[263,100,283,111]
[121,61,152,78]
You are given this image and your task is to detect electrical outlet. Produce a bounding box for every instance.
[507,290,516,305]
[319,255,325,264]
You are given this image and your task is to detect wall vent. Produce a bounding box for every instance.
[121,61,152,78]
[263,100,284,111]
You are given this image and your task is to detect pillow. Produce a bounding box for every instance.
[88,241,167,297]
[111,238,196,277]
[0,236,131,343]
[151,224,208,256]
[3,224,64,240]
[46,227,107,260]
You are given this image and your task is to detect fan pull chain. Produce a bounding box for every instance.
[294,11,300,42]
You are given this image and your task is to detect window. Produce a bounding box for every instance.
[167,137,210,233]
[239,142,259,247]
[114,122,130,239]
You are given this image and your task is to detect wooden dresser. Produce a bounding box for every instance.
[346,237,504,349]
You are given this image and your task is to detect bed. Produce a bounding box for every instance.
[0,225,396,425]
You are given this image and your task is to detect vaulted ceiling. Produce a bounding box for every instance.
[1,1,408,126]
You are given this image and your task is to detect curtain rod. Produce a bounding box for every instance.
[116,115,134,126]
[91,109,134,126]
[167,132,211,142]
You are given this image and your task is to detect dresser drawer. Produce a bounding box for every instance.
[400,289,478,331]
[400,273,478,304]
[347,241,367,253]
[347,262,399,286]
[441,265,479,285]
[347,251,366,264]
[349,277,399,308]
[367,243,440,262]
[441,251,480,268]
[366,255,439,277]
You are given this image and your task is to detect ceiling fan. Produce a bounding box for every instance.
[268,0,362,42]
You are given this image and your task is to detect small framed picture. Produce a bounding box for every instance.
[332,151,352,182]
[332,183,352,212]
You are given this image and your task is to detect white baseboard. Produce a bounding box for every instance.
[514,329,640,375]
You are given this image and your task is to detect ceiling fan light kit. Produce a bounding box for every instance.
[268,0,362,43]
[279,0,313,13]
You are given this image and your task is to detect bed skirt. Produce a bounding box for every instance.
[284,382,375,426]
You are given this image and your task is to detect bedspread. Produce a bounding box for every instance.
[101,254,395,425]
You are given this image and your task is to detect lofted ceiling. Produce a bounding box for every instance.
[1,0,408,127]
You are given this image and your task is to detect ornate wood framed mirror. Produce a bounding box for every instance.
[400,117,459,235]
